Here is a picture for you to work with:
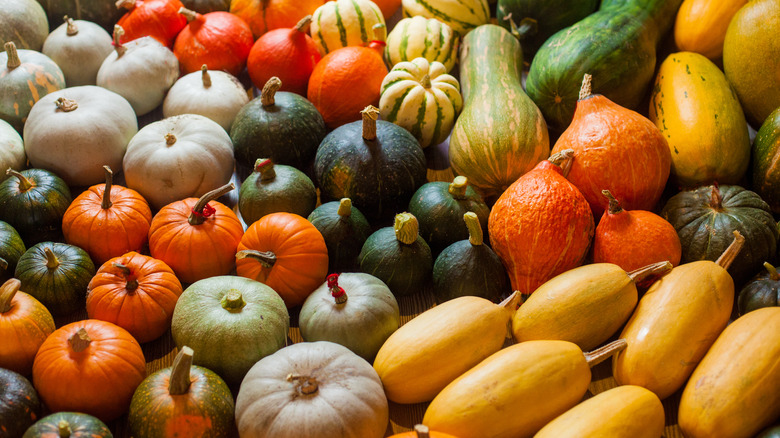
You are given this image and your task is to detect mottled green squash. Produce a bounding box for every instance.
[0,168,71,245]
[752,106,780,213]
[0,221,25,283]
[0,368,43,438]
[307,198,372,273]
[23,412,112,438]
[238,158,317,226]
[0,0,49,51]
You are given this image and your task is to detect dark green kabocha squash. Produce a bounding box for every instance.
[23,412,112,438]
[751,106,780,213]
[0,220,25,283]
[0,367,43,438]
[737,262,780,316]
[308,198,372,273]
[0,168,71,245]
[238,158,317,226]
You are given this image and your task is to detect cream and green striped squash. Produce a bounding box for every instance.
[379,57,462,148]
[311,0,385,54]
[385,17,458,72]
[401,0,489,36]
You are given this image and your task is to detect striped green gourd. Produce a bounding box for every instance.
[402,0,489,36]
[385,16,458,71]
[311,0,385,54]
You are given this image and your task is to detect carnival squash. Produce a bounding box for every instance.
[174,8,254,76]
[23,412,112,438]
[674,0,747,60]
[737,262,780,316]
[0,279,55,376]
[0,367,43,437]
[0,0,49,51]
[41,17,113,86]
[752,106,780,213]
[307,198,372,273]
[0,169,71,244]
[311,0,385,54]
[238,158,317,225]
[0,221,25,283]
[401,0,489,36]
[116,0,187,47]
[385,17,458,72]
[229,0,323,39]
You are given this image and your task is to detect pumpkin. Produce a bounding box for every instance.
[116,0,188,47]
[389,425,458,438]
[593,190,682,273]
[171,276,290,386]
[0,367,43,437]
[0,119,25,181]
[235,341,389,438]
[86,252,183,344]
[174,8,254,76]
[182,0,231,13]
[32,320,146,422]
[401,0,489,36]
[488,150,595,294]
[236,212,329,308]
[123,114,235,210]
[310,0,385,54]
[238,158,317,225]
[752,106,780,213]
[148,184,244,284]
[373,292,520,404]
[62,166,153,266]
[36,0,124,33]
[41,16,113,87]
[307,198,372,273]
[737,262,780,316]
[299,272,400,361]
[0,278,55,375]
[0,42,65,133]
[229,0,323,39]
[0,0,48,51]
[96,26,180,116]
[0,168,71,245]
[163,65,250,132]
[23,86,138,187]
[385,17,458,72]
[246,15,321,97]
[0,221,25,283]
[128,346,236,437]
[22,412,112,438]
[231,77,327,171]
[674,0,747,60]
[314,105,427,221]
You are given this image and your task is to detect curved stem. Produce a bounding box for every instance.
[709,185,723,211]
[463,212,483,246]
[499,291,521,313]
[448,176,468,199]
[764,262,780,281]
[64,16,78,36]
[6,168,32,192]
[200,64,211,88]
[295,15,312,34]
[602,190,623,214]
[188,183,234,225]
[178,7,198,23]
[68,328,92,353]
[57,420,72,438]
[504,14,538,41]
[261,77,282,107]
[420,74,432,89]
[112,25,127,57]
[101,165,113,209]
[168,346,194,395]
[627,261,672,284]
[394,212,419,245]
[44,247,60,269]
[584,338,627,367]
[579,73,593,100]
[113,263,138,292]
[0,279,21,313]
[414,425,430,438]
[0,257,7,274]
[236,250,277,268]
[254,158,276,181]
[715,230,744,270]
[548,149,574,177]
[286,374,319,395]
[361,105,380,141]
[337,198,352,218]
[55,97,78,112]
[115,0,136,10]
[4,42,20,69]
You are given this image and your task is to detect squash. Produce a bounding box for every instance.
[307,198,373,273]
[236,212,329,308]
[22,412,112,438]
[737,262,780,316]
[0,278,55,375]
[678,307,780,438]
[299,272,400,361]
[613,232,743,400]
[235,341,388,438]
[0,119,25,181]
[86,252,183,344]
[0,221,25,283]
[148,184,244,284]
[0,0,48,51]
[758,425,780,438]
[389,425,458,438]
[171,276,290,386]
[116,0,187,47]
[752,106,780,213]
[422,339,627,438]
[449,24,549,200]
[0,367,43,437]
[123,114,235,210]
[174,8,254,76]
[41,17,113,86]
[379,57,462,149]
[674,0,747,60]
[311,0,385,54]
[488,150,594,294]
[512,261,671,351]
[0,169,71,245]
[649,51,751,187]
[401,0,489,36]
[35,0,124,34]
[23,86,138,187]
[32,320,147,422]
[385,17,458,72]
[535,385,665,438]
[238,158,317,225]
[182,0,231,12]
[373,292,520,404]
[229,0,323,39]
[128,346,236,437]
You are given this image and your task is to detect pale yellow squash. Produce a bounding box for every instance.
[674,0,748,60]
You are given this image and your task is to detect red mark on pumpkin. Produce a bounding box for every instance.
[327,273,345,299]
[191,203,216,219]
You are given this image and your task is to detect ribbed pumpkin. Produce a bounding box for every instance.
[674,0,747,60]
[116,0,188,47]
[0,279,55,376]
[41,17,114,87]
[737,262,780,316]
[174,8,254,76]
[0,367,43,437]
[385,17,458,72]
[401,0,489,36]
[307,198,373,273]
[310,0,385,54]
[0,169,71,245]
[238,158,317,225]
[488,150,594,294]
[752,106,780,213]
[0,0,49,51]
[0,220,25,283]
[229,0,323,39]
[22,412,112,438]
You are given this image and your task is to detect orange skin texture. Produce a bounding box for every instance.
[247,25,322,96]
[236,212,329,308]
[86,252,183,344]
[62,182,152,266]
[230,0,325,39]
[32,319,146,423]
[389,431,459,438]
[488,160,595,294]
[0,290,55,375]
[117,0,188,47]
[373,0,402,19]
[551,95,671,218]
[174,11,254,76]
[148,198,244,284]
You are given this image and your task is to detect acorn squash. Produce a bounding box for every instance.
[238,158,317,225]
[0,168,71,245]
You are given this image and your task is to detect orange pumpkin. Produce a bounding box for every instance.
[86,252,183,344]
[148,183,244,284]
[389,425,459,438]
[174,8,254,76]
[32,319,146,422]
[62,166,153,266]
[0,278,55,375]
[230,0,324,39]
[116,0,188,47]
[374,0,402,19]
[236,212,328,307]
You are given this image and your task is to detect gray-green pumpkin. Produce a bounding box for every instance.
[307,198,372,273]
[0,0,49,51]
[238,158,317,226]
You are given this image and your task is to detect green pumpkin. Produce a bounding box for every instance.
[181,0,231,13]
[0,168,71,245]
[238,158,317,226]
[23,412,112,438]
[171,276,290,386]
[661,184,778,285]
[129,346,236,438]
[737,262,780,317]
[35,0,124,33]
[0,221,25,283]
[359,213,432,297]
[752,106,780,213]
[0,367,43,438]
[307,198,372,273]
[14,242,95,315]
[0,0,49,51]
[408,176,490,254]
[433,212,511,304]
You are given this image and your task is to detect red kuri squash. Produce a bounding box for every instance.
[174,7,254,76]
[116,0,187,47]
[0,278,55,375]
[229,0,323,39]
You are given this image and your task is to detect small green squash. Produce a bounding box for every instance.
[737,262,780,316]
[307,198,372,273]
[0,168,71,245]
[0,367,43,438]
[238,158,316,226]
[22,412,112,438]
[752,106,780,213]
[384,17,458,72]
[0,0,49,51]
[0,221,25,283]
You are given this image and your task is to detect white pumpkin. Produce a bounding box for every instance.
[96,26,179,116]
[0,119,25,181]
[162,65,249,132]
[23,86,137,187]
[123,114,235,210]
[42,17,113,86]
[235,341,389,438]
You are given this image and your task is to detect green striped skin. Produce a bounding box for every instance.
[0,368,42,438]
[238,163,317,226]
[0,220,25,283]
[752,107,780,214]
[359,226,433,297]
[385,17,458,71]
[0,0,48,51]
[449,25,549,202]
[307,200,373,272]
[23,412,111,438]
[401,0,489,36]
[311,0,385,54]
[0,48,65,133]
[0,168,72,245]
[15,242,96,315]
[432,240,509,304]
[36,0,124,32]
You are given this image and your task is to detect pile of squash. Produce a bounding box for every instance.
[1,0,780,436]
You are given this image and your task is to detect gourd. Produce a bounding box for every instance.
[0,367,43,437]
[737,262,780,316]
[299,272,400,361]
[0,120,25,181]
[0,0,48,51]
[238,158,317,225]
[401,0,489,36]
[174,7,254,76]
[123,114,235,210]
[116,0,187,47]
[22,412,112,438]
[385,17,458,72]
[229,0,323,39]
[373,292,520,404]
[449,24,549,200]
[35,0,124,34]
[307,198,372,273]
[674,0,747,60]
[171,276,290,386]
[41,16,113,86]
[310,0,385,54]
[0,169,71,244]
[0,221,25,283]
[752,106,780,213]
[235,341,389,438]
[0,278,55,375]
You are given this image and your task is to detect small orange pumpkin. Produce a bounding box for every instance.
[229,0,324,39]
[116,0,188,47]
[174,8,254,76]
[0,278,55,375]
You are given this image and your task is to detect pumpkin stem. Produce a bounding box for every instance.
[236,250,277,268]
[414,424,430,438]
[295,15,312,34]
[337,198,352,218]
[200,64,211,88]
[0,257,7,274]
[68,328,92,353]
[55,97,79,112]
[326,273,348,304]
[113,263,139,292]
[371,23,386,44]
[764,262,780,281]
[165,133,177,146]
[57,420,72,438]
[584,338,627,368]
[709,185,723,211]
[286,374,319,395]
[64,16,78,36]
[115,0,136,10]
[254,158,276,181]
[715,230,745,270]
[464,212,483,246]
[44,247,60,269]
[101,165,114,209]
[0,278,21,313]
[4,42,21,69]
[448,176,469,199]
[179,7,199,23]
[112,25,127,57]
[602,190,623,214]
[503,14,538,41]
[394,212,419,245]
[221,290,246,311]
[499,291,521,313]
[6,168,32,192]
[361,105,380,141]
[261,77,282,107]
[628,261,672,284]
[168,346,194,395]
[548,149,574,177]
[421,74,432,89]
[188,183,234,225]
[579,73,593,100]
